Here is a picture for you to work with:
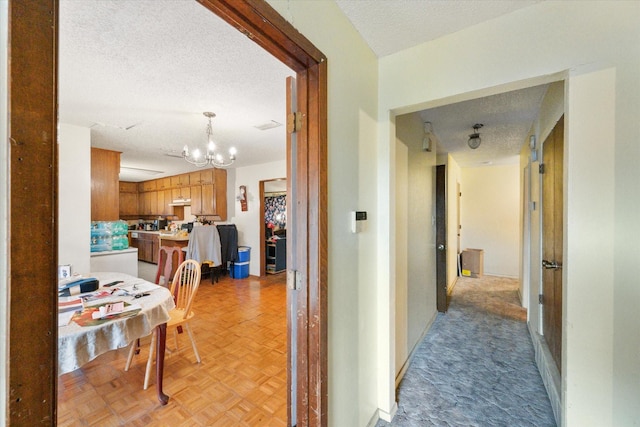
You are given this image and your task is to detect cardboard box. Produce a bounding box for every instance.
[461,249,484,278]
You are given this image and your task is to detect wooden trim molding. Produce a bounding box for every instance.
[197,2,328,425]
[8,0,59,423]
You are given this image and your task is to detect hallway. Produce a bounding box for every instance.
[377,276,555,426]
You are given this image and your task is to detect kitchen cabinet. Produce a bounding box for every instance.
[117,168,224,219]
[172,186,191,202]
[91,147,121,221]
[139,180,157,192]
[189,168,227,220]
[130,231,159,264]
[119,181,138,218]
[157,177,171,190]
[189,169,214,185]
[170,173,190,188]
[190,184,217,216]
[159,189,173,216]
[139,191,158,216]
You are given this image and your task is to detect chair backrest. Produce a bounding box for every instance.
[169,259,202,319]
[155,245,185,287]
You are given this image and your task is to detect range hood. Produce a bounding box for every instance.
[169,198,191,206]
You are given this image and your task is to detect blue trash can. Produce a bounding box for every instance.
[231,246,250,278]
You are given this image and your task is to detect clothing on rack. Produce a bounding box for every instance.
[186,225,221,266]
[216,224,238,268]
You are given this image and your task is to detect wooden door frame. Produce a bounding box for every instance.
[435,165,448,312]
[259,177,287,277]
[7,1,328,425]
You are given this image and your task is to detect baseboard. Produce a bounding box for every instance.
[373,401,398,424]
[447,276,458,296]
[395,309,438,388]
[517,288,523,306]
[528,322,562,426]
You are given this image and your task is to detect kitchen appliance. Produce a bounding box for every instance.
[154,219,168,230]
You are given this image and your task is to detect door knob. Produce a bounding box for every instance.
[542,259,562,270]
[437,244,445,251]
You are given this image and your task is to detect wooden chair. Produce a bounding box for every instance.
[155,245,185,287]
[124,245,186,376]
[137,259,202,389]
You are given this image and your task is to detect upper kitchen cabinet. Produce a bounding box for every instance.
[119,181,138,218]
[91,148,121,221]
[189,168,227,220]
[189,169,214,185]
[139,180,157,193]
[170,173,190,188]
[157,177,172,190]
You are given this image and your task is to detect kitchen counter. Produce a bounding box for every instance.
[90,247,138,276]
[158,233,190,242]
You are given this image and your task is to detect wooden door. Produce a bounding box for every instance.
[542,116,564,372]
[436,165,448,312]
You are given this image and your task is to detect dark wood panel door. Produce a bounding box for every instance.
[436,164,448,312]
[542,116,564,372]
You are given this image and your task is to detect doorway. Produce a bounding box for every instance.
[259,178,287,276]
[541,116,564,372]
[7,1,328,425]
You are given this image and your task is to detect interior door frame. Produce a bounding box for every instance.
[259,177,287,277]
[7,1,328,425]
[435,164,448,312]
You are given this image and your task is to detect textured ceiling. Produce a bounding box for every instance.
[415,84,548,167]
[59,0,294,181]
[335,0,543,57]
[60,1,548,181]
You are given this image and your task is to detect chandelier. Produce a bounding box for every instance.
[182,112,237,168]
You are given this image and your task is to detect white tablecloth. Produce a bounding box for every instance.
[58,272,175,375]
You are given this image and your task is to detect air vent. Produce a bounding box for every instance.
[254,120,283,131]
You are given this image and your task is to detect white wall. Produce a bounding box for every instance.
[1,2,9,422]
[564,68,616,426]
[267,2,380,425]
[395,138,408,375]
[460,164,520,278]
[378,1,640,425]
[58,124,92,275]
[228,160,286,277]
[394,112,437,378]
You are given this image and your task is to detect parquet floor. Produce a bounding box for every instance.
[58,271,288,426]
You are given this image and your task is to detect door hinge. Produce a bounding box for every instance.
[287,112,303,133]
[539,294,544,305]
[539,163,545,174]
[287,269,303,290]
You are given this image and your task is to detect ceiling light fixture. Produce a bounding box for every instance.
[182,112,237,168]
[423,121,438,152]
[468,123,483,149]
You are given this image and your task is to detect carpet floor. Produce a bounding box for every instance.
[376,275,556,427]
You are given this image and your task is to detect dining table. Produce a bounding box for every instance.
[58,272,175,405]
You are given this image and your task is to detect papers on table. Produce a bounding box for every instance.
[57,279,162,327]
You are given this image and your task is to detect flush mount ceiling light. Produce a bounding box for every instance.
[422,121,439,152]
[182,112,237,168]
[468,123,484,149]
